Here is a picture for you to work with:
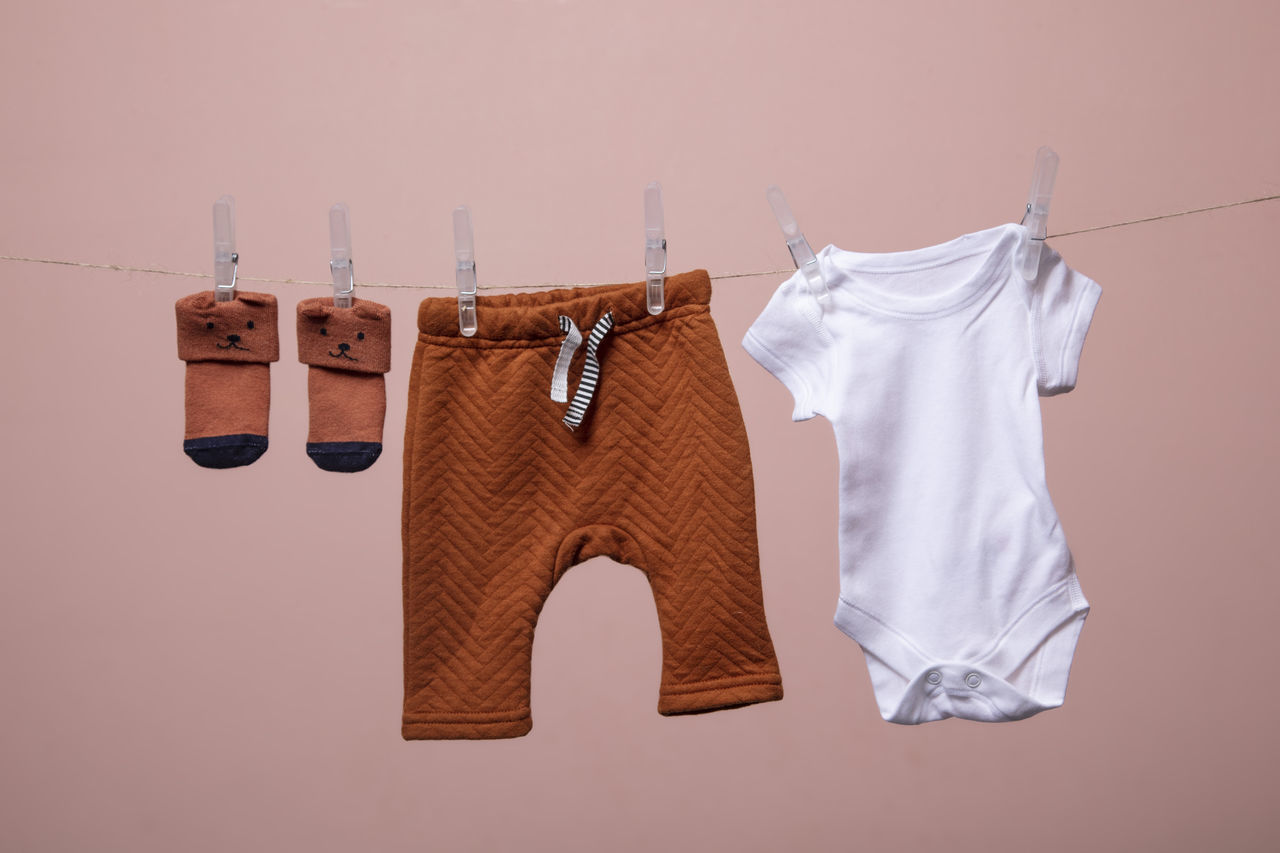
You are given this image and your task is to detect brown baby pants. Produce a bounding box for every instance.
[402,270,782,739]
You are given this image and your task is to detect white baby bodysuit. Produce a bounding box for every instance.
[744,223,1100,723]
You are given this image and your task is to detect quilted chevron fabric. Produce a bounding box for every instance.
[402,270,783,739]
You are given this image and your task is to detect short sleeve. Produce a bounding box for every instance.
[1029,247,1102,396]
[743,274,834,420]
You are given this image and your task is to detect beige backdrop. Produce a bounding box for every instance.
[2,1,1278,850]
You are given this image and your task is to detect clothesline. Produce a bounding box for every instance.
[3,194,1276,291]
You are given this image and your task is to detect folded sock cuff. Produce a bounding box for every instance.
[296,297,392,373]
[176,290,280,364]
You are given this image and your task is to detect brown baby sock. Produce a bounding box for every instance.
[175,290,280,468]
[296,296,391,472]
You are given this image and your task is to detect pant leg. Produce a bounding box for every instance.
[402,343,567,740]
[585,308,784,714]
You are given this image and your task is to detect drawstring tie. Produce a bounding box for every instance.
[550,311,614,431]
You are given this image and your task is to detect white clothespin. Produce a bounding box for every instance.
[645,180,665,313]
[1018,146,1059,281]
[766,185,829,303]
[212,195,237,302]
[645,181,667,315]
[329,203,354,309]
[454,206,478,337]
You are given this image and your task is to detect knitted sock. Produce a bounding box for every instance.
[175,290,280,468]
[296,297,392,472]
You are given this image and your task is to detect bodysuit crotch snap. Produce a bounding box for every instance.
[836,574,1089,724]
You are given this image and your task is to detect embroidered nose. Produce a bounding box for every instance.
[226,334,241,343]
[338,342,350,352]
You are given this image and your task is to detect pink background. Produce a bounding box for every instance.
[3,1,1278,850]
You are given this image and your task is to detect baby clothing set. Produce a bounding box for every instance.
[173,217,1100,736]
[390,224,1099,738]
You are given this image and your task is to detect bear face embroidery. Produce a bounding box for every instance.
[211,317,256,351]
[320,325,365,361]
[176,291,280,363]
[296,298,391,374]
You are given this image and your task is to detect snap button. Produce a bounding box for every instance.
[926,670,942,685]
[965,672,982,688]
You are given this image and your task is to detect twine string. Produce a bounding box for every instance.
[2,194,1276,291]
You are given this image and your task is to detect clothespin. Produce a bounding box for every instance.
[645,181,667,315]
[1018,146,1059,281]
[329,203,354,309]
[766,185,829,303]
[454,206,478,337]
[212,195,238,302]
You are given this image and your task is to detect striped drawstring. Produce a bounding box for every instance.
[550,311,614,431]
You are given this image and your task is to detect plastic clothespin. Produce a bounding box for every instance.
[644,181,667,315]
[766,185,829,303]
[453,206,478,337]
[1018,146,1059,281]
[212,195,238,302]
[329,203,355,309]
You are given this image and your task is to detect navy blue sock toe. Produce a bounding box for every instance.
[306,441,382,473]
[184,434,269,469]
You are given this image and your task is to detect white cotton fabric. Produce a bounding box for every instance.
[744,223,1101,723]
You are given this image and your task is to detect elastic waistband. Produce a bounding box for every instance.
[416,269,712,346]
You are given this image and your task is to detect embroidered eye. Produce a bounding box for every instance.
[320,328,328,336]
[247,320,255,330]
[357,332,365,341]
[206,322,215,330]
